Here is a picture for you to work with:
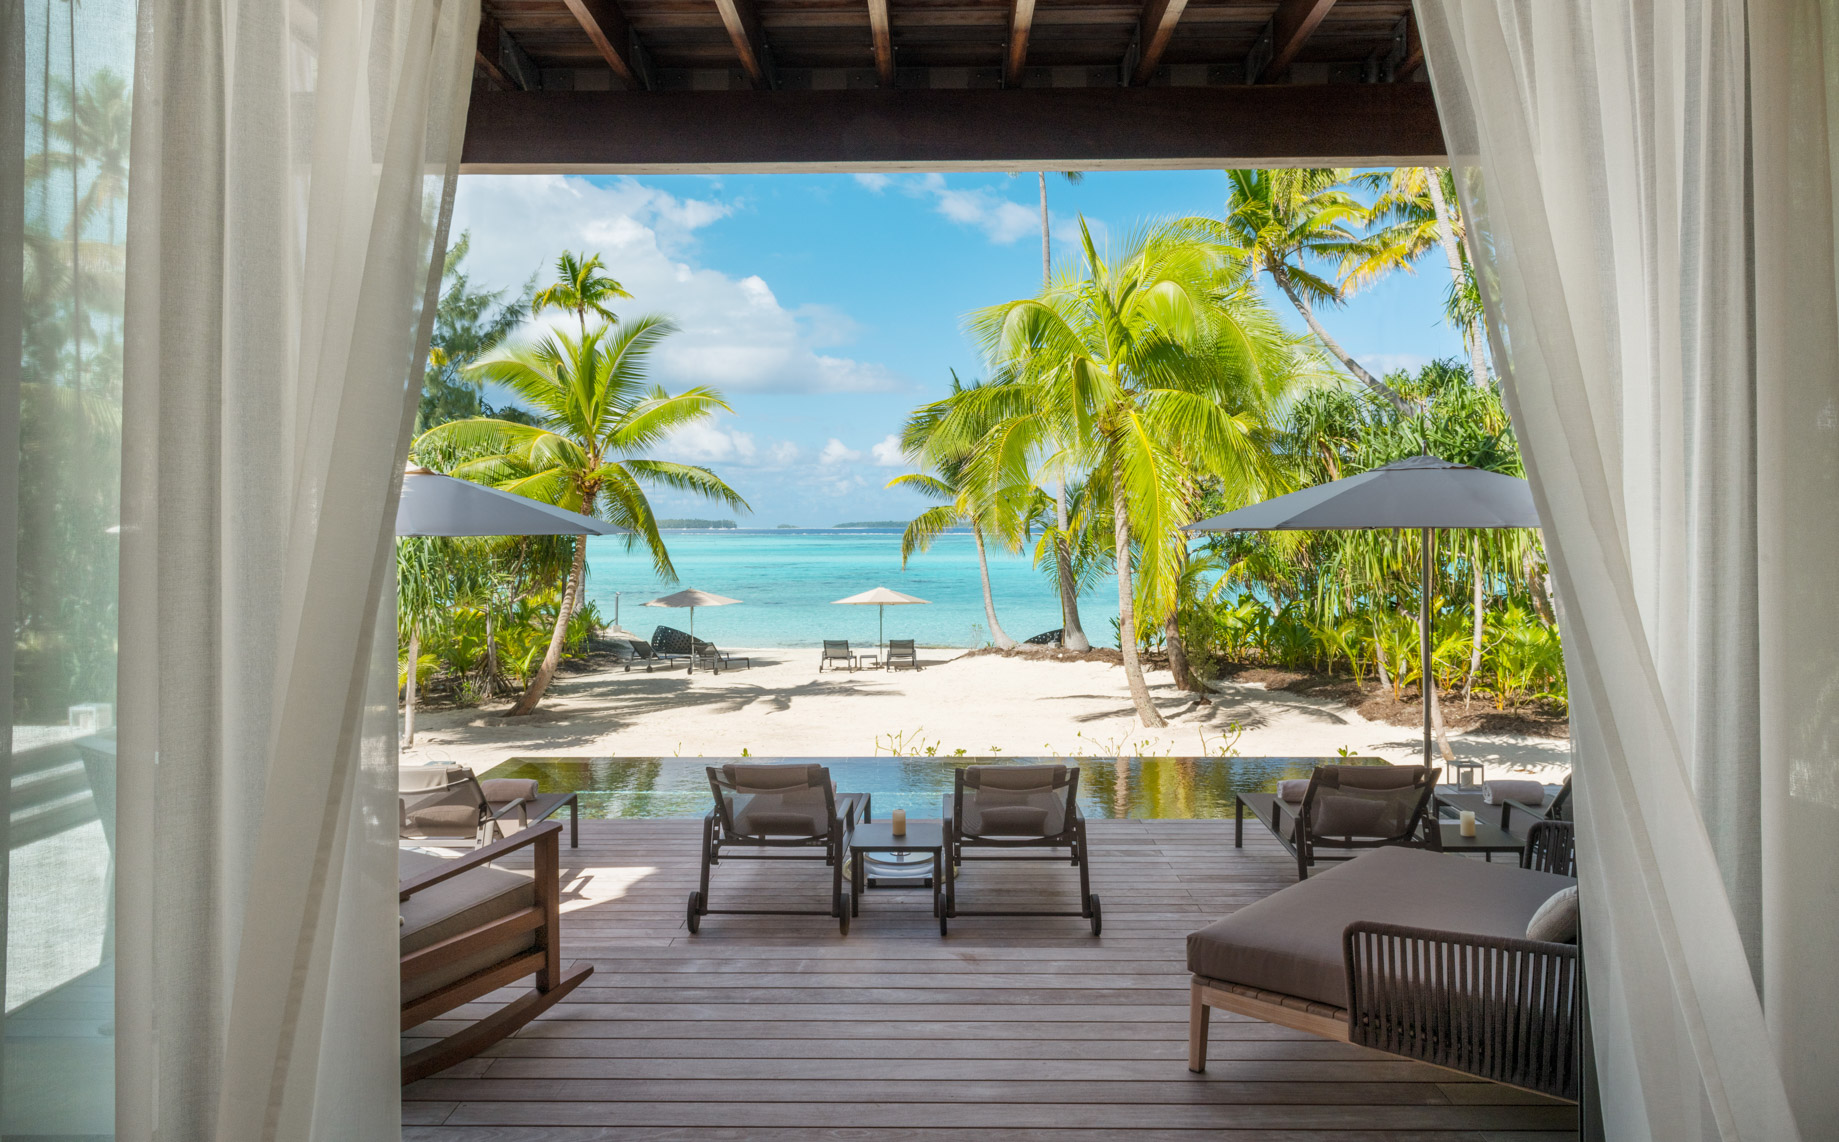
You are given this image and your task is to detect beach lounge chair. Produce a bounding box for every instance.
[819,640,861,671]
[1185,829,1582,1100]
[399,821,593,1083]
[648,625,698,667]
[1437,775,1573,838]
[687,763,871,935]
[399,763,535,849]
[942,764,1101,935]
[619,636,676,672]
[1236,764,1440,880]
[1024,628,1063,647]
[697,642,750,671]
[886,638,920,670]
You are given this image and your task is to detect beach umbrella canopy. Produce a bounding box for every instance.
[1185,456,1540,770]
[833,586,931,656]
[644,588,741,674]
[396,466,624,537]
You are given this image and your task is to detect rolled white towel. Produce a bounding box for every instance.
[1278,779,1311,804]
[1483,779,1548,806]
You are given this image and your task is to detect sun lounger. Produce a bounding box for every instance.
[819,640,863,671]
[1186,832,1582,1101]
[399,764,533,849]
[942,764,1100,935]
[619,636,678,672]
[687,763,871,935]
[1023,628,1063,647]
[1236,764,1439,880]
[399,821,592,1083]
[1436,774,1573,838]
[697,643,749,671]
[885,638,920,670]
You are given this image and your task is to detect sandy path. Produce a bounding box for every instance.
[403,648,1570,781]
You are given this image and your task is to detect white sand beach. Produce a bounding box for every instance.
[403,648,1571,780]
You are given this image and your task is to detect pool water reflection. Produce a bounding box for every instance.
[478,756,1389,820]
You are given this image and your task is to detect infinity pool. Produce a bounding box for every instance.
[477,756,1388,820]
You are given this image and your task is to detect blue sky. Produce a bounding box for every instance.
[450,171,1467,526]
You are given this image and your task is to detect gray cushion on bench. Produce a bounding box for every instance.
[400,848,538,1005]
[1187,846,1576,1009]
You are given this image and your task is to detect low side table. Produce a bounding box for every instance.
[1434,818,1522,862]
[849,820,947,935]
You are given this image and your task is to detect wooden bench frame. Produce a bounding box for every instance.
[399,820,592,1084]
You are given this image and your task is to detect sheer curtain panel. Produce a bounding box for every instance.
[117,0,477,1136]
[1416,0,1839,1138]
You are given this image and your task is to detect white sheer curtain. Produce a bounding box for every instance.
[116,0,476,1135]
[1416,1,1839,1139]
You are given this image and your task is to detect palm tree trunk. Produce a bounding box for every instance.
[402,628,419,747]
[1039,172,1052,286]
[1463,547,1485,705]
[1111,459,1166,728]
[1054,483,1091,650]
[1425,172,1491,386]
[1372,619,1393,694]
[508,535,584,716]
[1270,267,1411,414]
[482,603,499,698]
[1165,610,1200,693]
[973,525,1017,649]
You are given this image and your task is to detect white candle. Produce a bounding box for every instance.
[892,809,907,836]
[1459,810,1477,838]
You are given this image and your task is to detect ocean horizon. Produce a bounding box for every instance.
[579,527,1122,649]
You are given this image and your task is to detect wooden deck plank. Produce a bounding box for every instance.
[404,818,1576,1138]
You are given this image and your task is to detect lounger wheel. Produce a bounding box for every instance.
[686,891,702,934]
[1087,894,1102,936]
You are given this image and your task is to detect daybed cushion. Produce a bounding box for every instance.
[1526,885,1580,943]
[482,778,539,804]
[400,848,538,1007]
[1187,846,1576,1009]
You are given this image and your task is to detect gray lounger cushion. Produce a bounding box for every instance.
[1186,846,1576,1009]
[400,848,538,1004]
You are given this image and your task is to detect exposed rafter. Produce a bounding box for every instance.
[1004,0,1037,88]
[1127,0,1190,86]
[560,0,640,88]
[1396,11,1423,80]
[712,0,774,89]
[474,12,518,91]
[867,0,895,85]
[1251,0,1338,83]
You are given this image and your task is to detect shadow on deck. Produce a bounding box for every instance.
[404,818,1577,1140]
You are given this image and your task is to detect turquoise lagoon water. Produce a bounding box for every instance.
[480,755,1383,820]
[579,528,1120,649]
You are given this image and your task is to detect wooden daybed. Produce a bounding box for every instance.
[1187,823,1582,1101]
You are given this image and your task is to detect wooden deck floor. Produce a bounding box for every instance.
[404,817,1578,1140]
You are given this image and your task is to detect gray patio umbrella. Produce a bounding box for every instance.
[833,586,931,658]
[644,588,741,674]
[1184,455,1540,769]
[396,466,624,537]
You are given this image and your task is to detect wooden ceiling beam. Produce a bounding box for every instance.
[560,0,640,88]
[462,84,1447,171]
[474,12,518,91]
[1252,0,1338,83]
[1396,11,1424,80]
[1004,0,1037,88]
[867,0,895,85]
[1128,0,1190,86]
[712,0,774,89]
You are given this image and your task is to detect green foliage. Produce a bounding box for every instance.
[418,232,534,432]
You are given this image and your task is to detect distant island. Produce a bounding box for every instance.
[656,519,737,529]
[775,524,798,529]
[834,520,910,528]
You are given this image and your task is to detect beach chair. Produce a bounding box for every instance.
[399,764,533,849]
[619,637,677,672]
[648,625,697,667]
[823,639,864,669]
[1436,775,1573,839]
[942,764,1101,935]
[687,763,871,935]
[1024,628,1063,647]
[399,821,593,1083]
[696,641,750,671]
[886,638,920,670]
[1236,764,1440,880]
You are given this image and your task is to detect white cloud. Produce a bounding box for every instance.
[820,438,863,465]
[767,441,802,466]
[665,422,756,464]
[1362,353,1435,377]
[451,175,903,394]
[853,173,893,193]
[866,173,1040,246]
[870,434,905,466]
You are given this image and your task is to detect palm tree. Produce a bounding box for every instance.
[1035,171,1092,651]
[417,317,748,715]
[967,222,1298,726]
[1200,169,1411,413]
[532,251,632,339]
[893,376,1028,649]
[1350,168,1491,387]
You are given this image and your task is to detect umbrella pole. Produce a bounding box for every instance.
[1421,527,1433,771]
[880,604,885,662]
[689,607,695,675]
